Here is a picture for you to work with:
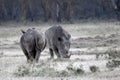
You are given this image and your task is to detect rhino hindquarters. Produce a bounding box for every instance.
[20,43,30,62]
[34,34,46,62]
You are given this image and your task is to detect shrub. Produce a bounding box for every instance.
[105,49,120,69]
[14,63,69,77]
[106,49,120,59]
[106,60,120,69]
[14,65,30,77]
[67,64,85,76]
[96,49,120,60]
[89,65,99,73]
[75,68,85,75]
[14,62,86,77]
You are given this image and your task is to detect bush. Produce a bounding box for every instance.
[106,60,120,69]
[96,49,120,60]
[89,65,99,73]
[105,49,120,69]
[14,62,86,77]
[106,49,120,59]
[67,64,85,76]
[14,62,69,77]
[14,65,30,77]
[96,53,109,59]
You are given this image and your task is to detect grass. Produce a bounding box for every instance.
[14,61,86,77]
[96,49,120,70]
[95,49,120,69]
[1,22,120,80]
[1,22,120,38]
[14,61,68,77]
[66,63,85,76]
[14,61,55,77]
[96,49,120,59]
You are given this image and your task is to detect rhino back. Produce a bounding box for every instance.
[45,26,63,48]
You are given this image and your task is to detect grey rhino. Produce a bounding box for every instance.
[45,26,71,59]
[20,28,46,62]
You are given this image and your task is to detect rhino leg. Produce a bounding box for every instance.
[27,50,35,62]
[21,45,31,62]
[49,48,54,59]
[54,47,61,58]
[25,43,36,62]
[35,50,41,62]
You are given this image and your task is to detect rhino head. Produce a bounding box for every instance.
[57,29,71,58]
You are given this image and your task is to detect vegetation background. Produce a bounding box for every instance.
[0,0,119,23]
[1,0,120,80]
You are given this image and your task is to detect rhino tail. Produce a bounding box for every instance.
[21,29,26,34]
[35,35,46,51]
[42,38,47,51]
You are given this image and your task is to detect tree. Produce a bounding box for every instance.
[63,0,73,22]
[20,0,27,22]
[55,0,63,22]
[0,0,7,21]
[28,0,34,21]
[111,0,118,9]
[41,0,52,22]
[111,0,120,21]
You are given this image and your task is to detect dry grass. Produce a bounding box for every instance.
[1,22,120,80]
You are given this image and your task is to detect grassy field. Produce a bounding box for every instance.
[0,22,120,80]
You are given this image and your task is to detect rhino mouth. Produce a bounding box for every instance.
[65,53,71,58]
[62,52,71,58]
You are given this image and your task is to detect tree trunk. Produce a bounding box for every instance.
[41,0,52,22]
[1,0,7,21]
[20,0,27,22]
[111,0,118,9]
[63,0,73,22]
[28,0,34,21]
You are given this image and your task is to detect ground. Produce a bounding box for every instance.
[0,21,120,80]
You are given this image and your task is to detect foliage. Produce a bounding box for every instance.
[96,49,120,59]
[0,0,118,22]
[89,65,99,73]
[14,61,85,77]
[67,64,85,76]
[106,60,120,69]
[105,49,120,69]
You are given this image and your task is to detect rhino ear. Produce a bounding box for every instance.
[21,29,25,34]
[65,33,71,40]
[68,34,71,40]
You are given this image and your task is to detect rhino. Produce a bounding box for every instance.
[45,26,71,59]
[20,28,46,62]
